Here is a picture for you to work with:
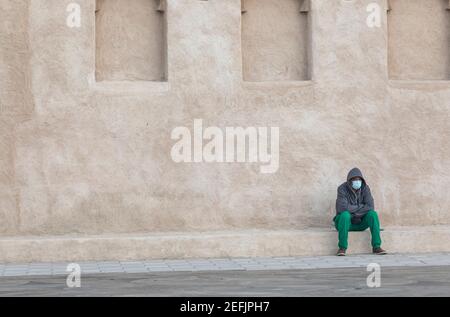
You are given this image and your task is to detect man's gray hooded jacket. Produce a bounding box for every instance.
[335,168,374,224]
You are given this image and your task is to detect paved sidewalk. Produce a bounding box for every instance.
[1,253,450,277]
[1,266,450,297]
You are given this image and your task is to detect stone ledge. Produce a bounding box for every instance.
[91,81,170,96]
[1,226,449,263]
[388,79,450,91]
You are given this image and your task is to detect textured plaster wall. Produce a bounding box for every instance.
[0,0,449,238]
[388,0,450,80]
[0,0,33,235]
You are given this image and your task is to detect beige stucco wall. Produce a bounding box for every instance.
[0,0,449,257]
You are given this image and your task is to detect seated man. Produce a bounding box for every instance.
[334,167,387,256]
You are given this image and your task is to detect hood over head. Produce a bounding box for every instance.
[347,167,366,186]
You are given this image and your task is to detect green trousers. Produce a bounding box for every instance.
[334,210,382,250]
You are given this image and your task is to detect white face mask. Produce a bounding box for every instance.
[351,180,362,190]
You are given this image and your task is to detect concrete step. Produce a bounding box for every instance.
[0,226,449,263]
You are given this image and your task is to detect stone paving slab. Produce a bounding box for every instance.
[1,253,450,277]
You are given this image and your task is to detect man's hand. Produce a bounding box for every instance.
[347,204,360,213]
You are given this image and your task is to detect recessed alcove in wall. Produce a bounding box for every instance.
[388,0,450,80]
[95,0,167,82]
[241,0,310,82]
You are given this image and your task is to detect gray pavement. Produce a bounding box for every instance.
[1,253,450,296]
[0,266,450,296]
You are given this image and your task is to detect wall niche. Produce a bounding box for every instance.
[388,0,450,80]
[241,0,310,82]
[95,0,167,82]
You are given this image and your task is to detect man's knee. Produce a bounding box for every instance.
[339,211,352,222]
[366,210,379,219]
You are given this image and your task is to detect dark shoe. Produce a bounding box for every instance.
[336,248,346,256]
[373,247,387,255]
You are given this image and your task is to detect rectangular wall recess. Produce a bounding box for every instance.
[95,0,167,82]
[388,0,450,80]
[241,0,310,82]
